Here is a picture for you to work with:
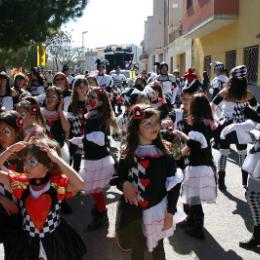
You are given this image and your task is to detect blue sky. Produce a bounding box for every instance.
[62,0,153,48]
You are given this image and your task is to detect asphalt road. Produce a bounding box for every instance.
[1,142,260,260]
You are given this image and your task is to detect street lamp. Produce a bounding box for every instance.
[81,31,88,73]
[82,30,88,48]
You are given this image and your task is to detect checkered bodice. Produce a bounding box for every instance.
[218,100,248,124]
[19,198,61,238]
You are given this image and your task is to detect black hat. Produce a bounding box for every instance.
[62,64,70,72]
[182,79,203,94]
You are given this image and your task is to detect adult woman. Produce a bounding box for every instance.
[211,65,258,190]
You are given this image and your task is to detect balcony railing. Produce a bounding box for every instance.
[169,23,183,44]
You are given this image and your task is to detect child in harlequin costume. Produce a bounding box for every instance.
[67,78,88,172]
[176,94,217,240]
[116,104,182,260]
[70,87,118,230]
[0,137,86,260]
[16,97,45,137]
[211,65,257,190]
[220,106,260,248]
[0,111,25,259]
[41,86,71,164]
[161,81,203,228]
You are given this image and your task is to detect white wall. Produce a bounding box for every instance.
[166,37,192,74]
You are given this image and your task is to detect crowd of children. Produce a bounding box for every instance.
[0,61,259,260]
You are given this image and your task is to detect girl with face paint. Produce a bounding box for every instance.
[16,97,45,137]
[116,104,182,259]
[0,111,25,258]
[0,137,86,259]
[71,87,119,231]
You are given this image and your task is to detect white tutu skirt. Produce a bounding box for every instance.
[142,197,185,252]
[181,166,217,204]
[243,140,260,177]
[79,155,115,193]
[243,152,260,178]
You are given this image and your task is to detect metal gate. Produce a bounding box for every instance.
[244,45,259,84]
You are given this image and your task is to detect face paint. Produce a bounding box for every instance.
[1,127,12,137]
[20,111,27,119]
[140,118,160,129]
[86,94,98,108]
[26,157,39,168]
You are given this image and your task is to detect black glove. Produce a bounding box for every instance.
[243,106,260,123]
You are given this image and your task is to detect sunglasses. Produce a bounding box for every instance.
[55,77,65,81]
[140,119,160,128]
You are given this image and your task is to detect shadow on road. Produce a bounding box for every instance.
[169,227,243,260]
[220,190,253,232]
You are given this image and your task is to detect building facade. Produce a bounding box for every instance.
[183,0,260,86]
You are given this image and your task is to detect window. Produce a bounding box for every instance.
[204,55,211,76]
[187,0,193,9]
[225,50,236,73]
[244,45,259,84]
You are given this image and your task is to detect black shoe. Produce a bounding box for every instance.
[86,211,108,231]
[185,226,205,240]
[61,201,73,214]
[239,237,260,248]
[218,171,227,191]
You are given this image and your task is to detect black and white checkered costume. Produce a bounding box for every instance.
[20,200,61,238]
[6,174,86,259]
[231,65,247,79]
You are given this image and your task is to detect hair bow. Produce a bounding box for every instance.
[131,106,146,120]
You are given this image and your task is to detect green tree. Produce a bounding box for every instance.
[45,30,72,71]
[0,0,88,49]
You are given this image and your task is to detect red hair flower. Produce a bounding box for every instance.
[132,106,146,120]
[29,105,39,115]
[16,116,23,128]
[95,87,104,95]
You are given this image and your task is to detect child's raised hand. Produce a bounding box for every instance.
[7,141,29,154]
[122,181,139,206]
[162,212,173,231]
[37,142,60,163]
[0,196,19,216]
[182,146,191,156]
[161,118,173,129]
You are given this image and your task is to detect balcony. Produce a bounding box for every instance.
[169,23,183,44]
[183,0,239,38]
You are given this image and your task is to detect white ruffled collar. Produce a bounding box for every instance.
[135,145,164,158]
